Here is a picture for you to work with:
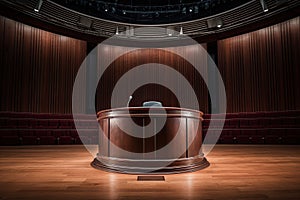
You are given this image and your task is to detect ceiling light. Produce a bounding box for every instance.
[34,0,43,12]
[179,27,183,35]
[104,4,108,12]
[207,17,223,29]
[259,0,269,12]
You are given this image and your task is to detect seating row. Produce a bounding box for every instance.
[0,129,98,145]
[1,117,299,129]
[0,111,95,119]
[0,111,299,145]
[0,118,99,129]
[203,128,299,144]
[202,117,300,129]
[203,110,300,119]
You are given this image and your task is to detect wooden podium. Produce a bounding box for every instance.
[91,107,209,174]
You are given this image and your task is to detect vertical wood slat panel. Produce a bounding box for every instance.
[96,45,209,113]
[218,17,300,113]
[3,15,298,114]
[0,16,87,114]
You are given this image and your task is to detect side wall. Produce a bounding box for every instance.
[0,16,87,113]
[218,17,300,112]
[0,16,299,114]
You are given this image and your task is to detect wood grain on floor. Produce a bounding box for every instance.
[0,145,299,200]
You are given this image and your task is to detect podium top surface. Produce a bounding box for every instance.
[97,107,203,120]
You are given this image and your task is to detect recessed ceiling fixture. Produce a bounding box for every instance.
[34,0,43,12]
[259,0,269,12]
[207,17,223,29]
[77,16,93,29]
[104,4,108,12]
[115,26,119,35]
[179,27,183,35]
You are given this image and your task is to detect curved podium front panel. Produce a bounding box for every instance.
[91,107,209,174]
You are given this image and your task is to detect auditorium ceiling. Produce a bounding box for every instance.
[0,0,299,42]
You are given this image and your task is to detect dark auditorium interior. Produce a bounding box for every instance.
[0,0,299,199]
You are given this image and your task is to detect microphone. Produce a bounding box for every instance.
[127,96,133,107]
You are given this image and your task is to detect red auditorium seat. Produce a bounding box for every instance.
[219,129,235,144]
[52,129,69,137]
[227,119,239,128]
[202,119,209,129]
[237,129,257,144]
[263,111,297,118]
[202,114,211,121]
[33,119,49,128]
[58,136,74,145]
[53,114,73,119]
[38,136,56,145]
[35,130,52,136]
[52,130,73,144]
[35,129,57,145]
[2,119,18,128]
[220,136,236,144]
[34,113,51,119]
[251,129,266,144]
[239,119,249,128]
[0,136,20,145]
[48,119,59,129]
[0,130,20,145]
[0,118,7,128]
[20,136,38,145]
[17,119,30,128]
[265,128,285,144]
[225,113,240,119]
[19,130,38,145]
[284,129,300,144]
[59,119,74,129]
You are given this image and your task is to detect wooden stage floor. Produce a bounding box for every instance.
[0,145,299,200]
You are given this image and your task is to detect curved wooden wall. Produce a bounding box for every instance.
[0,16,87,113]
[0,15,299,114]
[218,17,300,112]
